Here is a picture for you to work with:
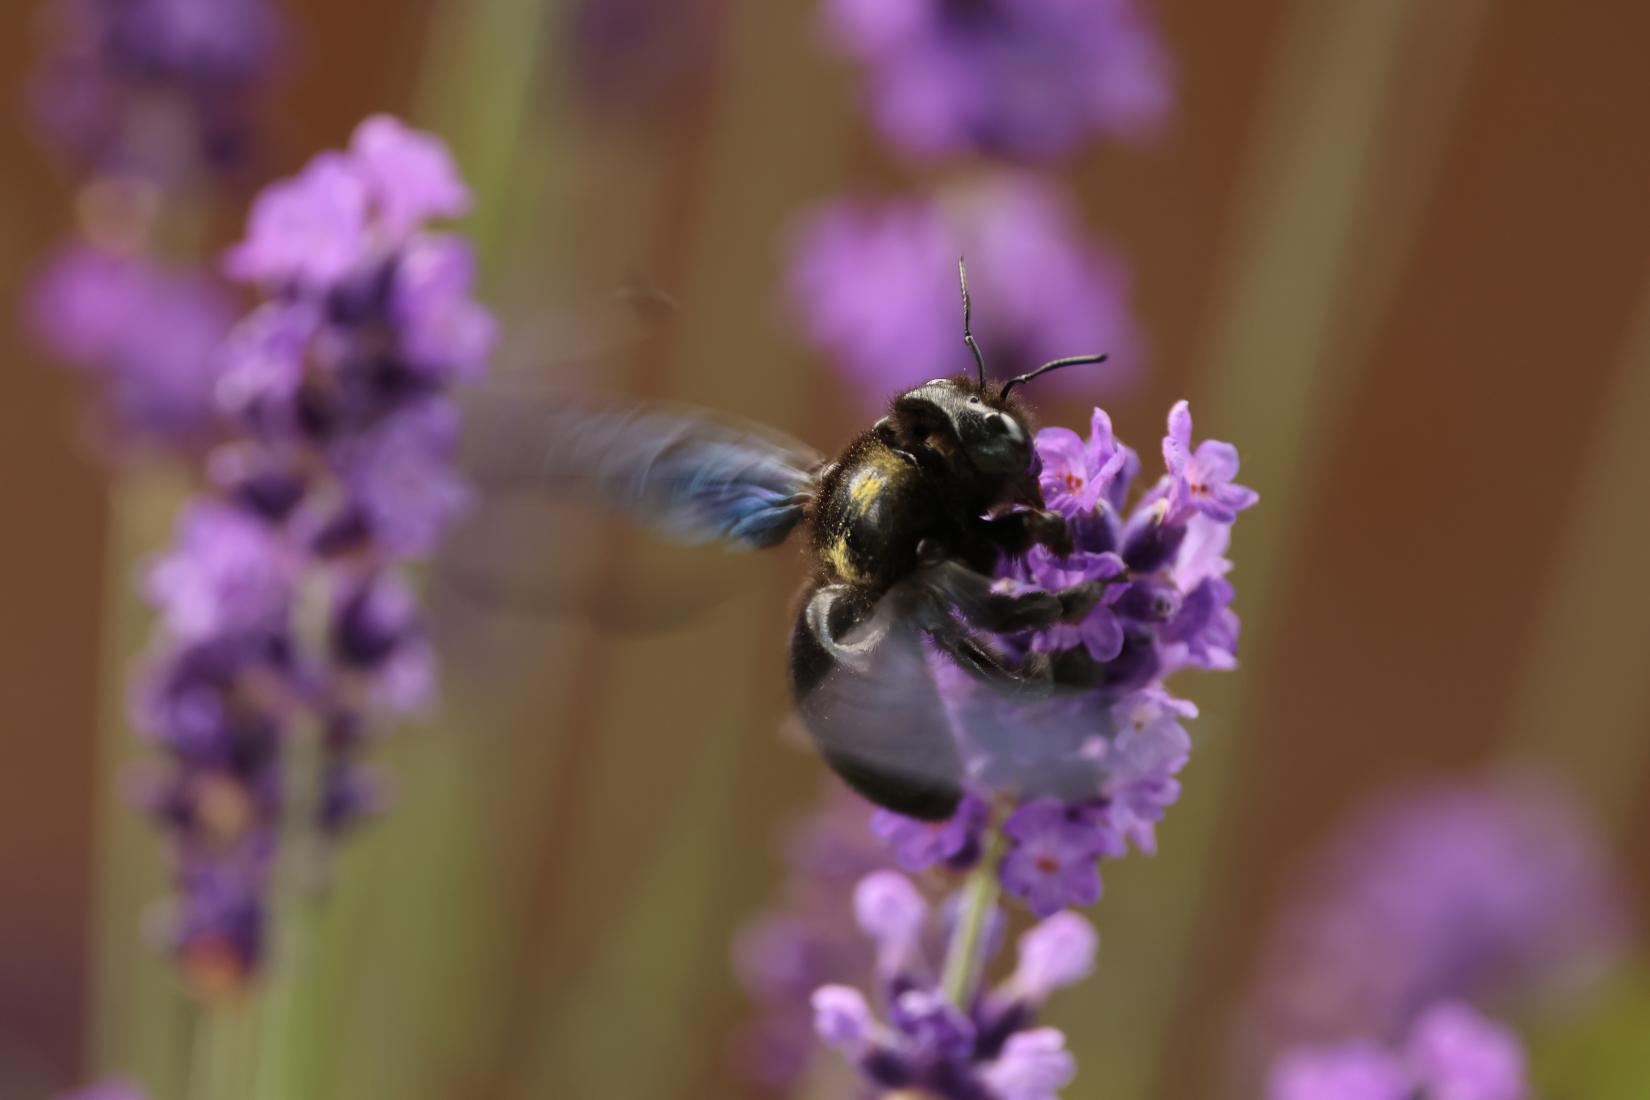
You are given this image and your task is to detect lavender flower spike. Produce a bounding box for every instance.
[132,115,491,989]
[820,0,1172,161]
[1268,1002,1530,1100]
[786,175,1142,409]
[743,398,1254,1095]
[809,870,1099,1098]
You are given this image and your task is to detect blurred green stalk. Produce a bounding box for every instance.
[941,830,1003,1010]
[87,476,191,1097]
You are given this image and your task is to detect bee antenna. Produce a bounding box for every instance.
[999,353,1109,398]
[957,256,988,389]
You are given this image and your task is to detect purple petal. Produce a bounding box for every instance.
[812,985,875,1055]
[980,1027,1077,1100]
[224,152,369,288]
[1406,1003,1529,1100]
[1011,911,1098,1001]
[349,115,470,237]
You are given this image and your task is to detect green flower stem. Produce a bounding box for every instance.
[940,830,1004,1010]
[251,683,328,1100]
[187,1002,251,1100]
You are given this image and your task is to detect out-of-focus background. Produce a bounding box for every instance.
[3,0,1649,1098]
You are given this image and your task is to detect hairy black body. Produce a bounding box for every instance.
[468,262,1109,821]
[786,372,1103,818]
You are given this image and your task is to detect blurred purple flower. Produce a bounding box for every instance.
[1268,1002,1529,1100]
[1406,1002,1529,1100]
[979,1028,1078,1100]
[27,244,235,446]
[568,0,721,120]
[224,152,370,288]
[820,0,1172,161]
[131,117,489,990]
[349,115,472,237]
[786,176,1141,409]
[732,784,895,1088]
[872,790,988,872]
[811,868,1096,1096]
[146,504,294,643]
[1267,1042,1410,1100]
[29,0,282,176]
[1246,773,1635,1061]
[57,1080,149,1100]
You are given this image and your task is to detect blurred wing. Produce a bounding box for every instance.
[792,599,968,821]
[792,579,1114,818]
[462,387,824,550]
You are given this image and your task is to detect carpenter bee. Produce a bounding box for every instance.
[464,262,1108,820]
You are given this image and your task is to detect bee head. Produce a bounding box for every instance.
[913,256,1106,475]
[892,375,1035,476]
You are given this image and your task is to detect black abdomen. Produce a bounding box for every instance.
[786,586,965,821]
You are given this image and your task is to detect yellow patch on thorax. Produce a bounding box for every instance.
[847,445,908,509]
[824,533,862,581]
[848,469,887,508]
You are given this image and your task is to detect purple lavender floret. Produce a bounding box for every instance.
[786,176,1141,410]
[1267,1041,1411,1100]
[567,0,721,119]
[29,0,283,176]
[129,117,489,992]
[998,799,1116,917]
[1268,1002,1530,1100]
[811,870,1095,1097]
[873,791,990,872]
[733,785,897,1088]
[1246,773,1634,1059]
[819,0,1172,161]
[27,244,236,447]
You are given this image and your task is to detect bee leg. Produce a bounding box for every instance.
[916,559,1101,634]
[924,617,1056,696]
[980,509,1074,557]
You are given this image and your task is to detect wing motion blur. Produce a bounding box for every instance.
[461,387,825,550]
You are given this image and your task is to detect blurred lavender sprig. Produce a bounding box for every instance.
[28,243,236,449]
[1268,1002,1531,1100]
[1244,773,1635,1062]
[734,785,896,1088]
[134,116,491,990]
[818,0,1172,162]
[28,0,283,179]
[813,872,1097,1098]
[24,0,288,452]
[787,175,1142,411]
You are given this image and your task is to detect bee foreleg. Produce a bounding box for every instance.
[979,509,1074,558]
[925,617,1055,697]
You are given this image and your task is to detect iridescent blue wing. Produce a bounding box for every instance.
[461,391,823,551]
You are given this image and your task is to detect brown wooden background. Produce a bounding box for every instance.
[3,0,1649,1097]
